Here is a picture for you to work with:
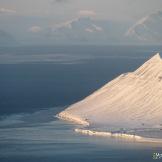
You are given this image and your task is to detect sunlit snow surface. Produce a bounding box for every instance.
[58,54,162,141]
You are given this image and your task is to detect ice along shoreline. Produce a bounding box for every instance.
[56,112,162,144]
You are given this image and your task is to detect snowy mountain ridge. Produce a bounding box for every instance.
[57,53,162,131]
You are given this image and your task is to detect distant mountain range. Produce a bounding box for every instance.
[47,17,129,45]
[0,10,162,45]
[126,11,162,44]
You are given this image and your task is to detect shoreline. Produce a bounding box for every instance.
[56,111,162,143]
[75,128,142,141]
[56,111,89,126]
[75,129,162,143]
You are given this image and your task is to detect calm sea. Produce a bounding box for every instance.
[0,45,162,162]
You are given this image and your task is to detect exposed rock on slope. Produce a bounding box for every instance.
[57,54,162,129]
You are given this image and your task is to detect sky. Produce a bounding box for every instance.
[0,0,162,22]
[0,0,162,45]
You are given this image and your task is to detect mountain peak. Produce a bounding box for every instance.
[134,53,162,78]
[149,53,161,62]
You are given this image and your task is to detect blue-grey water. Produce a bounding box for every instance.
[0,45,162,162]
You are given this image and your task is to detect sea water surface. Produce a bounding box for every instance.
[0,45,162,162]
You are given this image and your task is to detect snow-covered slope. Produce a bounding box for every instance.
[126,11,162,44]
[57,53,162,130]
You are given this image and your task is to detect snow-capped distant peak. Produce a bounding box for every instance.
[85,24,103,33]
[53,17,91,28]
[126,10,162,43]
[53,20,74,30]
[92,24,103,31]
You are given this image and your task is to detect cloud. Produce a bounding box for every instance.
[78,10,96,17]
[0,8,16,15]
[29,26,42,33]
